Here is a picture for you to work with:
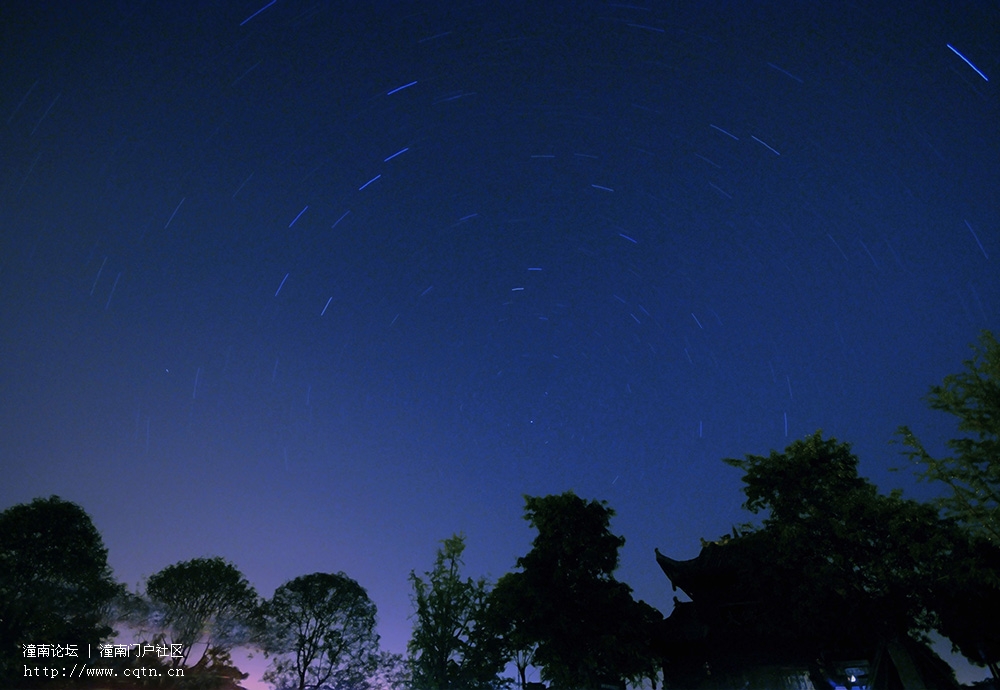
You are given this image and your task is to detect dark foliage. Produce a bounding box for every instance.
[493,492,662,690]
[260,571,379,690]
[0,495,123,688]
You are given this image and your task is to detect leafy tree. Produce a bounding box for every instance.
[261,571,379,690]
[896,331,1000,678]
[898,330,1000,545]
[408,534,507,690]
[482,579,536,690]
[721,433,960,684]
[0,495,123,686]
[145,556,259,669]
[492,492,662,690]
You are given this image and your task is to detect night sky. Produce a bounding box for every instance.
[2,1,998,687]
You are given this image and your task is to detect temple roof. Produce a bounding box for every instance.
[654,544,744,602]
[653,543,963,690]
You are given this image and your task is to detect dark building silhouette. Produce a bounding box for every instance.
[654,543,960,690]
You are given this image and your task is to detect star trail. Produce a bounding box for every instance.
[1,1,997,687]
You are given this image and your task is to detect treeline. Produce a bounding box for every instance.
[1,331,998,690]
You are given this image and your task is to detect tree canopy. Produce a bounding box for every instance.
[897,330,1000,678]
[145,556,260,669]
[492,492,661,690]
[261,571,380,690]
[0,495,122,686]
[898,329,1000,545]
[407,534,507,690]
[718,433,961,686]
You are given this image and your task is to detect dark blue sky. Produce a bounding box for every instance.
[1,1,997,686]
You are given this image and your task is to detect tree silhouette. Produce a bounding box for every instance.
[716,433,960,687]
[260,571,379,690]
[493,492,661,690]
[0,495,123,687]
[145,556,259,669]
[898,330,1000,544]
[483,578,537,690]
[896,330,1000,679]
[408,534,507,690]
